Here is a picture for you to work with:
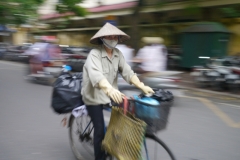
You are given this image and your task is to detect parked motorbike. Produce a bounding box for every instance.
[191,57,240,92]
[211,67,239,91]
[191,67,216,88]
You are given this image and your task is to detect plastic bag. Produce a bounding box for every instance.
[51,72,84,114]
[151,89,174,102]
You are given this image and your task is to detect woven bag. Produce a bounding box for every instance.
[102,98,147,160]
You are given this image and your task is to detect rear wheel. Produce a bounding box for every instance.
[69,115,94,160]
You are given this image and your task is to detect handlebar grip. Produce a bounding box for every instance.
[123,96,128,115]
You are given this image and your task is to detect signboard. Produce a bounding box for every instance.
[104,15,117,26]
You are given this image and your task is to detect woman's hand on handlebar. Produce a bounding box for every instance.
[140,85,155,95]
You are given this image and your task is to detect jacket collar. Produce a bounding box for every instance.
[101,45,119,58]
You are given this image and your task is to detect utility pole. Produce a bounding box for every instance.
[130,0,143,52]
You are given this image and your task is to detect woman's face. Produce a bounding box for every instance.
[103,35,118,40]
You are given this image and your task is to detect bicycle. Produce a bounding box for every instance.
[68,94,176,160]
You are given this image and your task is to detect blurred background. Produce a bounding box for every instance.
[1,1,240,160]
[1,0,240,60]
[1,0,240,92]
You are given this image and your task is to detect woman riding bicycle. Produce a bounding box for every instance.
[82,22,154,160]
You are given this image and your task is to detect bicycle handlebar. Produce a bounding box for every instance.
[110,95,159,109]
[125,97,159,107]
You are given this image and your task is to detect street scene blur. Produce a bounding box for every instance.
[1,0,240,160]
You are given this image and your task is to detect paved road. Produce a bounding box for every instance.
[0,60,240,160]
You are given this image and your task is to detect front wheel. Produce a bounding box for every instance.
[140,133,176,160]
[107,133,176,160]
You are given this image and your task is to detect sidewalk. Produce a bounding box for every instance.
[178,72,240,98]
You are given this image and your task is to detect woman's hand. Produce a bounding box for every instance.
[130,75,155,95]
[99,78,125,104]
[107,88,125,104]
[140,85,154,95]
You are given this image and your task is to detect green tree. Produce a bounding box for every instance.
[0,0,44,25]
[56,0,87,16]
[52,0,87,29]
[221,7,240,18]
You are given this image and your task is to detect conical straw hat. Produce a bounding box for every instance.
[90,22,130,44]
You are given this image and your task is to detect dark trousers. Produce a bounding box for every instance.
[86,105,106,160]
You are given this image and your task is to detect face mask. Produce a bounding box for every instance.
[101,38,118,49]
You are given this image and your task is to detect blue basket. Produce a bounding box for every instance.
[133,95,171,133]
[134,96,160,119]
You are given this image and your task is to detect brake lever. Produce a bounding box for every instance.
[110,100,120,107]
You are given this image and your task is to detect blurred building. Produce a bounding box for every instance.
[32,0,240,55]
[0,25,16,44]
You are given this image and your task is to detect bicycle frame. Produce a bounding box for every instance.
[75,106,153,160]
[68,97,176,160]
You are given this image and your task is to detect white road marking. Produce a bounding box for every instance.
[178,95,240,128]
[217,103,240,109]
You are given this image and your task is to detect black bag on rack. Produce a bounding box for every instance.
[51,72,84,114]
[151,89,174,103]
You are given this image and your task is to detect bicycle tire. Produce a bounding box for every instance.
[69,114,94,160]
[143,133,176,160]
